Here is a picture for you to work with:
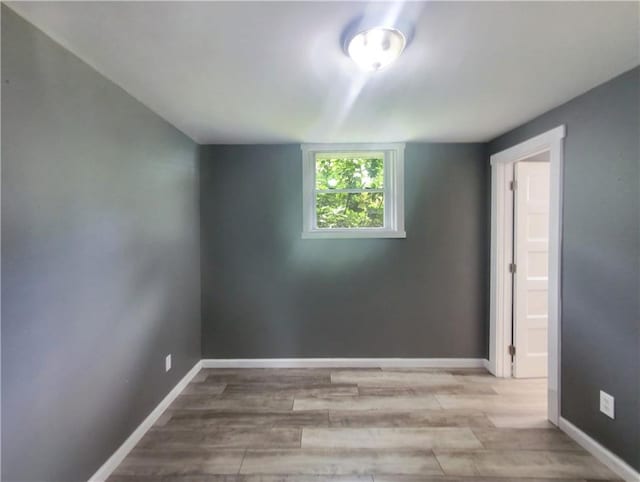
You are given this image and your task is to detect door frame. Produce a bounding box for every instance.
[488,125,565,425]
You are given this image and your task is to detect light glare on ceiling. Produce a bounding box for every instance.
[346,27,406,72]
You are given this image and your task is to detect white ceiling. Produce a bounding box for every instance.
[8,1,639,144]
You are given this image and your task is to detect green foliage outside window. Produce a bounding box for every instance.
[315,156,385,228]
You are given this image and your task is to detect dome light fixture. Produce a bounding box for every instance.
[345,26,407,72]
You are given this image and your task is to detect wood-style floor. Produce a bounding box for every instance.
[108,367,620,481]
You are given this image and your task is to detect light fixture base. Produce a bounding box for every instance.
[342,16,413,72]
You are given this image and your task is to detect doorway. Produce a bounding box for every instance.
[489,125,565,425]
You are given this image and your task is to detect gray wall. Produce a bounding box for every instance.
[200,143,488,358]
[1,8,201,481]
[489,67,640,471]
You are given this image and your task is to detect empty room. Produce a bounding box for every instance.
[1,1,639,481]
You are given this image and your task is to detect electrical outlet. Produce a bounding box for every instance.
[599,390,614,419]
[165,354,172,372]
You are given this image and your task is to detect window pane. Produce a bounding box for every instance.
[315,155,384,190]
[316,192,384,228]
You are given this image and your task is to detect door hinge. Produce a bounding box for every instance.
[509,180,517,191]
[508,345,516,357]
[509,263,517,274]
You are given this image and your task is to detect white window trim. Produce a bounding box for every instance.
[301,143,406,239]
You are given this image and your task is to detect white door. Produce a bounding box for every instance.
[513,161,550,378]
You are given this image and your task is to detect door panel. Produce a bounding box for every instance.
[514,161,550,378]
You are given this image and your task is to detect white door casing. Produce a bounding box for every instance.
[513,162,550,378]
[489,124,565,425]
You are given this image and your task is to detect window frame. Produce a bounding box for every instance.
[301,143,406,239]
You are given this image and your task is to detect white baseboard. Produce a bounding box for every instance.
[559,417,640,482]
[88,360,202,482]
[482,358,492,371]
[200,358,486,369]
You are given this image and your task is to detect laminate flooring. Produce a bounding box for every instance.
[108,367,620,481]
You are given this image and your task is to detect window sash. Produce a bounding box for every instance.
[315,191,385,229]
[312,154,389,230]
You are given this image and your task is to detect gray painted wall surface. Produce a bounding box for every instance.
[2,8,201,481]
[200,143,488,358]
[489,67,640,470]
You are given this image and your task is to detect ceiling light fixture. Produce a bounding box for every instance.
[344,24,407,72]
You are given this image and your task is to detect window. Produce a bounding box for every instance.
[301,143,405,238]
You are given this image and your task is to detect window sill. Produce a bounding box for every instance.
[301,229,406,239]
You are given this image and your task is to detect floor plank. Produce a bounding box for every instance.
[181,383,227,395]
[331,371,459,387]
[112,449,245,476]
[488,414,554,429]
[294,395,441,411]
[138,426,301,449]
[357,384,496,396]
[223,383,359,398]
[471,427,580,450]
[302,427,482,450]
[239,449,443,475]
[165,410,330,428]
[434,450,619,479]
[328,409,493,428]
[436,394,547,414]
[172,394,294,411]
